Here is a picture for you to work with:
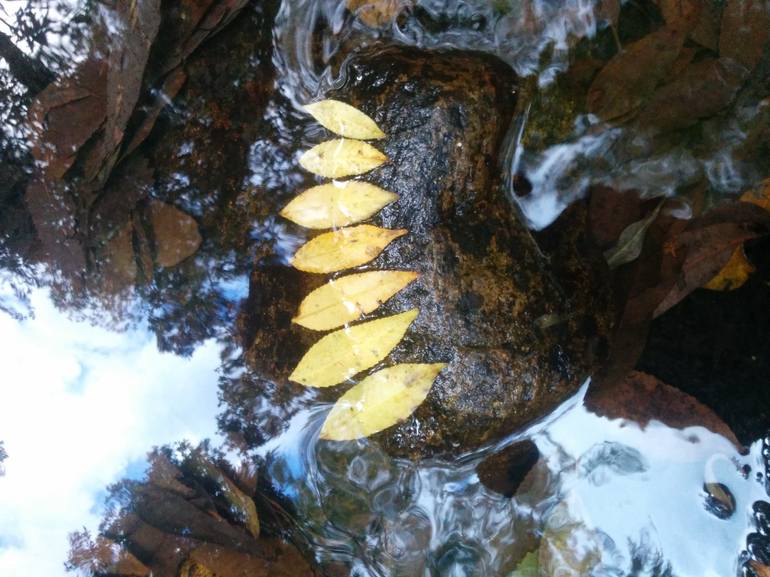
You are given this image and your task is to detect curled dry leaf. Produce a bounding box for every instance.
[299,138,387,178]
[280,181,398,229]
[291,224,407,273]
[289,309,419,387]
[319,363,446,440]
[304,99,386,140]
[604,199,664,268]
[293,270,418,331]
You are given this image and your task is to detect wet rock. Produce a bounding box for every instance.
[476,440,540,497]
[755,501,770,536]
[147,200,202,268]
[703,482,736,519]
[244,46,612,458]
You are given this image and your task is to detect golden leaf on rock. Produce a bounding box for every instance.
[293,270,418,331]
[289,309,418,388]
[280,181,397,229]
[299,138,387,178]
[304,99,386,140]
[291,224,407,273]
[319,363,446,440]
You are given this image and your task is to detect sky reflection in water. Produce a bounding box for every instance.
[0,286,222,577]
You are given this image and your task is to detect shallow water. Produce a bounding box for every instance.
[1,1,769,576]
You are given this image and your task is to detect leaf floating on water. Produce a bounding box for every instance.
[299,138,387,178]
[319,363,446,440]
[291,224,407,274]
[293,270,418,331]
[304,99,386,140]
[280,181,398,229]
[289,309,419,388]
[604,199,664,269]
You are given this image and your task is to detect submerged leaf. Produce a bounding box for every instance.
[280,181,398,229]
[538,502,601,577]
[289,309,419,387]
[304,99,386,140]
[291,225,407,273]
[587,26,686,122]
[703,247,755,291]
[183,452,260,538]
[319,363,446,440]
[299,138,387,178]
[293,270,418,331]
[604,199,664,268]
[510,551,539,577]
[704,180,770,291]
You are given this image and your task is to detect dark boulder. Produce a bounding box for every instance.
[243,46,613,458]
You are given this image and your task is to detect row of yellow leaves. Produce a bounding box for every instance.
[280,99,446,441]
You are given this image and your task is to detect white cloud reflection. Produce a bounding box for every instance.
[0,287,223,576]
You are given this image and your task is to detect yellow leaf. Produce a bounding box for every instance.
[299,139,387,178]
[291,224,407,273]
[319,363,446,440]
[304,99,386,140]
[740,178,770,212]
[289,309,418,388]
[293,270,418,331]
[703,246,755,291]
[346,0,411,28]
[280,181,398,229]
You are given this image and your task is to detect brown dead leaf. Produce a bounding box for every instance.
[147,201,202,268]
[122,68,188,160]
[585,371,743,450]
[81,0,162,186]
[588,186,645,250]
[654,201,770,316]
[587,26,686,122]
[101,221,138,294]
[28,59,109,180]
[636,57,746,133]
[690,0,722,51]
[719,0,770,72]
[704,180,770,291]
[657,0,702,31]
